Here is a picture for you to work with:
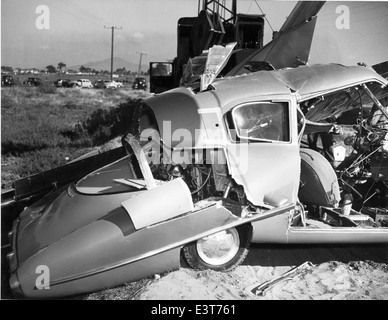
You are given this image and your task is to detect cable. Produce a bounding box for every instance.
[247,0,253,14]
[63,0,115,26]
[54,0,114,27]
[254,0,274,32]
[48,1,100,26]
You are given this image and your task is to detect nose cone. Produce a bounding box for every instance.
[16,184,138,266]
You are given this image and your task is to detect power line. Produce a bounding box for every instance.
[247,0,253,14]
[62,0,114,26]
[50,0,114,28]
[48,1,99,26]
[136,52,147,76]
[105,26,123,81]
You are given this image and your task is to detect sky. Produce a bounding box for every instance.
[1,0,387,70]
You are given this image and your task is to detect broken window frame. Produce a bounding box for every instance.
[230,101,291,143]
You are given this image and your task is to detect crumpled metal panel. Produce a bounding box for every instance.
[227,142,300,207]
[273,64,388,102]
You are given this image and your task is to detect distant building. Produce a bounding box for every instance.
[15,68,40,74]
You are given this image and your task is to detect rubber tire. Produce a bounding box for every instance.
[182,224,252,272]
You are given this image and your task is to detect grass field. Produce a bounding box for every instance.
[1,85,150,188]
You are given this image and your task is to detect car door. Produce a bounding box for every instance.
[224,97,301,207]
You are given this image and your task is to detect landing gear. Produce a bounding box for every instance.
[182,224,252,271]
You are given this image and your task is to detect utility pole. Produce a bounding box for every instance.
[136,51,147,77]
[104,25,122,81]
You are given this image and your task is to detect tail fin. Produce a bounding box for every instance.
[226,1,326,76]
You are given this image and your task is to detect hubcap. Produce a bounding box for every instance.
[196,228,240,266]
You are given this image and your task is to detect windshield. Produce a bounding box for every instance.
[76,102,160,195]
[75,155,144,195]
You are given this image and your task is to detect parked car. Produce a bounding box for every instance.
[104,80,121,89]
[54,79,73,88]
[77,79,93,89]
[62,79,74,88]
[68,80,79,88]
[1,75,14,87]
[54,79,63,87]
[93,79,105,89]
[22,77,41,86]
[7,62,388,298]
[132,77,147,90]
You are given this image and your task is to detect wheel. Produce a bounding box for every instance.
[182,224,252,271]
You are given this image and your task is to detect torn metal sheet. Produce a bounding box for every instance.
[200,42,236,91]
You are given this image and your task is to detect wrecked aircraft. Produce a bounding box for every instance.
[6,59,388,298]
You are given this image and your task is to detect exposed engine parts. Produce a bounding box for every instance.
[150,161,247,205]
[301,84,388,226]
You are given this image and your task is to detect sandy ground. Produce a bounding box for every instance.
[137,244,388,300]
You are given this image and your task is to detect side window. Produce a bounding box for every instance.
[151,62,173,76]
[231,102,290,142]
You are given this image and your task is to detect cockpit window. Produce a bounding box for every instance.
[231,102,290,142]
